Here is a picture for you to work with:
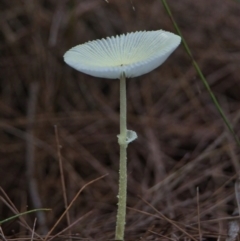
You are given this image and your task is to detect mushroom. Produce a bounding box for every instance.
[64,30,181,240]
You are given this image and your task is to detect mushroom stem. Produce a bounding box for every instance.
[115,72,127,240]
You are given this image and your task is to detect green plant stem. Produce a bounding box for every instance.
[115,72,127,241]
[161,0,240,147]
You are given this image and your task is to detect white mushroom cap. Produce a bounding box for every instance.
[64,30,181,79]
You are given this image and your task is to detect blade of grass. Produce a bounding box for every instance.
[0,209,51,225]
[161,0,240,147]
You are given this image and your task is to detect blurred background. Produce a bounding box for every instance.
[1,0,240,240]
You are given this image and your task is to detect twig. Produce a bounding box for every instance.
[31,218,37,241]
[0,187,39,237]
[54,125,72,241]
[225,180,240,241]
[0,227,8,241]
[43,174,108,241]
[138,196,199,241]
[234,179,240,218]
[161,0,240,147]
[47,210,93,241]
[25,82,48,234]
[196,187,202,241]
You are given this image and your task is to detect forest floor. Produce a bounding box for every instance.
[1,0,240,240]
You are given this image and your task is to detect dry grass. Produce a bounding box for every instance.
[1,0,240,240]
